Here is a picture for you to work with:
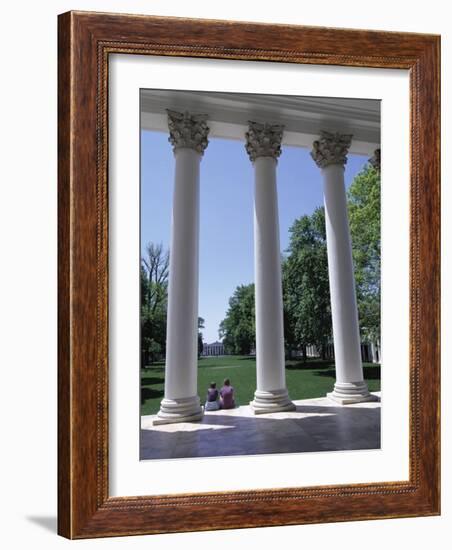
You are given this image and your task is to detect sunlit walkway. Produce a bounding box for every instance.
[141,393,381,460]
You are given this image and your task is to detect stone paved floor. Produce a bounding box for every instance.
[140,393,381,460]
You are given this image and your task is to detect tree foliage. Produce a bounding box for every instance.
[348,165,381,342]
[219,284,255,355]
[140,242,206,366]
[140,243,169,366]
[283,207,332,357]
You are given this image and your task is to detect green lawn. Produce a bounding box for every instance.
[141,355,381,416]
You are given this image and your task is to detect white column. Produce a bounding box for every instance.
[245,122,295,414]
[154,110,209,425]
[311,131,376,404]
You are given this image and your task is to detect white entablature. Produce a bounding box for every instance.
[141,89,380,156]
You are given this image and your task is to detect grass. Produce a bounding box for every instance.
[141,355,381,416]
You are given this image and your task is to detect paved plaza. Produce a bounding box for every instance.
[141,393,381,460]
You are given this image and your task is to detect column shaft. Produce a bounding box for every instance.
[165,148,200,399]
[311,131,376,404]
[245,121,295,414]
[253,157,286,391]
[322,164,366,384]
[154,110,209,425]
[154,149,203,424]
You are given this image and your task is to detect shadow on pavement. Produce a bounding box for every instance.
[140,401,381,460]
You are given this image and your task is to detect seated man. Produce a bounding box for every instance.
[219,378,235,409]
[204,381,220,411]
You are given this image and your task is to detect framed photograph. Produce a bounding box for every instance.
[58,11,440,538]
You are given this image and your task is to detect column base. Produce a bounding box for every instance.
[250,389,296,415]
[153,396,203,425]
[327,381,379,405]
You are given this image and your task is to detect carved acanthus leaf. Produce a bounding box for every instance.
[167,109,209,155]
[245,121,284,162]
[310,131,353,169]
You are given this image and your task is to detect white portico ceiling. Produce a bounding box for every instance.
[141,89,380,156]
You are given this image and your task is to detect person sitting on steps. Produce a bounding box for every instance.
[204,381,220,411]
[219,378,235,409]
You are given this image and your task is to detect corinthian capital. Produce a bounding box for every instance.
[245,121,284,162]
[167,109,209,155]
[310,131,353,169]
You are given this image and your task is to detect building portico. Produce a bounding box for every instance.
[141,90,381,425]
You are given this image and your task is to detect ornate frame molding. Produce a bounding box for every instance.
[58,11,440,538]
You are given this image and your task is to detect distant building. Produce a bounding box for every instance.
[202,341,225,356]
[302,342,380,363]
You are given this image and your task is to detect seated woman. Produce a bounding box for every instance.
[219,378,235,409]
[204,382,220,411]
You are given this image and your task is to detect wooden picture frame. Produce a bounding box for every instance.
[58,10,440,538]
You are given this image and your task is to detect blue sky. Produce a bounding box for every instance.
[141,130,368,342]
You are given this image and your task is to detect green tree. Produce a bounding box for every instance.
[348,165,381,344]
[219,284,255,355]
[283,207,332,359]
[140,243,169,366]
